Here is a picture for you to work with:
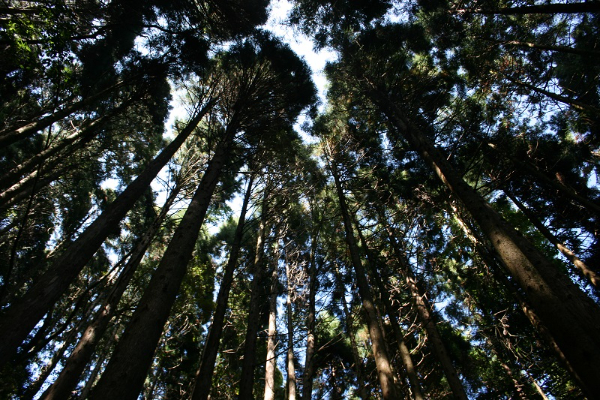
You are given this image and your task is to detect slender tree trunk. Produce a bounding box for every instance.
[328,154,401,400]
[505,191,598,288]
[369,87,600,398]
[285,256,297,400]
[88,120,235,400]
[79,352,108,400]
[191,174,254,400]
[354,222,425,400]
[0,98,131,192]
[40,186,179,400]
[384,224,469,400]
[486,143,600,216]
[450,203,585,396]
[503,75,600,116]
[0,79,130,147]
[0,100,214,368]
[301,225,318,400]
[238,189,270,400]
[264,234,279,400]
[19,326,79,400]
[338,284,368,400]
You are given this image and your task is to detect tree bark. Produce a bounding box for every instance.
[0,79,130,147]
[39,186,179,400]
[354,223,425,400]
[328,153,401,400]
[385,224,470,400]
[301,223,318,400]
[0,101,214,368]
[191,174,254,400]
[238,188,271,400]
[264,233,279,400]
[370,87,600,398]
[285,255,297,400]
[505,191,598,288]
[87,117,234,400]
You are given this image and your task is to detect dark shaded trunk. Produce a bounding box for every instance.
[354,222,425,400]
[264,229,280,400]
[284,253,297,400]
[88,121,235,400]
[40,187,179,400]
[0,79,130,147]
[385,224,469,400]
[301,226,318,400]
[191,174,254,400]
[328,155,401,400]
[505,190,598,288]
[238,190,270,400]
[0,101,214,367]
[370,87,600,397]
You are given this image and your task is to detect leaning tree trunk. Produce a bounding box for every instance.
[40,185,180,400]
[88,120,236,400]
[328,154,401,400]
[369,87,600,398]
[0,100,214,368]
[191,174,254,400]
[238,188,271,400]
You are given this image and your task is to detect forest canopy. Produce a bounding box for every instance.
[1,0,599,399]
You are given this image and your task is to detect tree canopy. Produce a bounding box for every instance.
[1,1,599,399]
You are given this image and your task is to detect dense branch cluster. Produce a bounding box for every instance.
[1,1,599,399]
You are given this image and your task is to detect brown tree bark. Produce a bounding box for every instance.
[191,174,254,400]
[369,87,600,397]
[87,118,235,400]
[238,187,271,400]
[328,152,401,400]
[385,224,470,400]
[285,255,297,400]
[354,223,425,400]
[505,191,598,288]
[301,222,318,400]
[40,186,179,400]
[0,101,214,368]
[264,233,280,400]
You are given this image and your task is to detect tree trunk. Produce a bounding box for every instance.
[301,224,318,400]
[40,186,179,400]
[385,224,469,400]
[264,234,279,400]
[0,100,214,368]
[328,153,401,400]
[0,98,131,192]
[370,87,600,398]
[238,189,270,400]
[285,255,297,400]
[88,119,234,400]
[505,191,598,288]
[354,222,425,400]
[191,174,254,400]
[0,79,130,147]
[338,285,368,400]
